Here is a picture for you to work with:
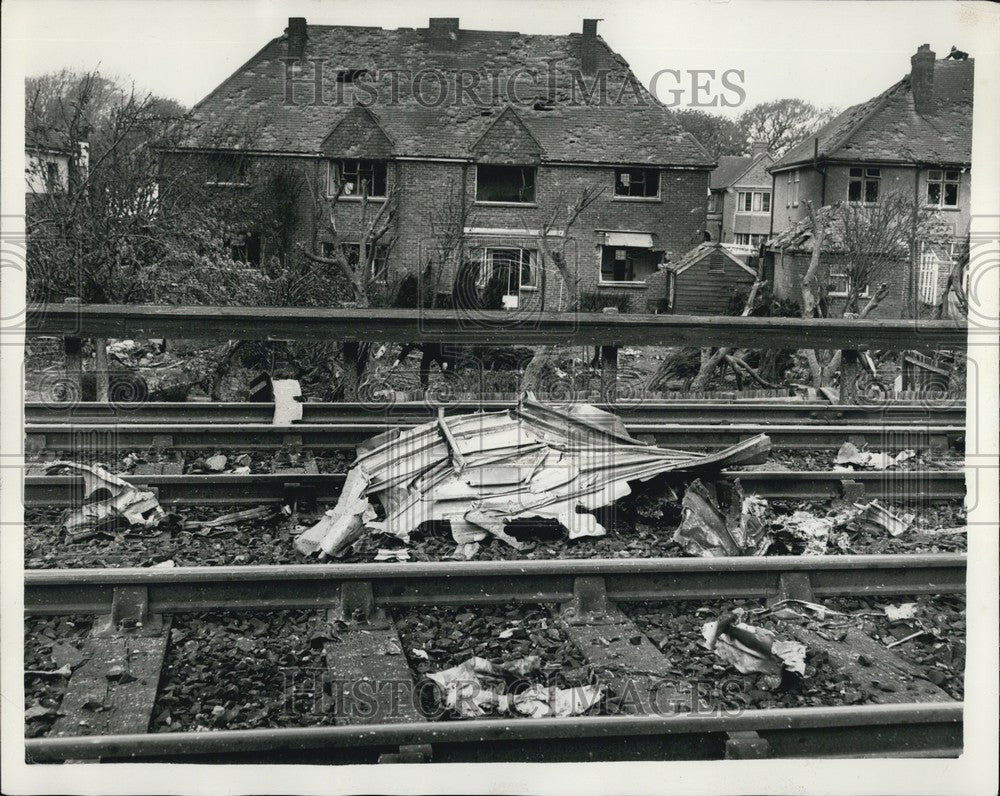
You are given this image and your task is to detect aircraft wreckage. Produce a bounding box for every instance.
[295,398,771,559]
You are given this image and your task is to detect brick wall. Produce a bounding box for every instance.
[161,151,710,312]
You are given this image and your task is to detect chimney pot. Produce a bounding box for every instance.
[910,43,936,115]
[581,19,601,75]
[287,17,307,58]
[750,141,768,157]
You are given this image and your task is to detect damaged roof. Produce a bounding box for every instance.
[180,23,713,167]
[295,399,770,558]
[710,153,773,190]
[771,55,973,171]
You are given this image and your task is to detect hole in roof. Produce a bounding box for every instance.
[336,69,370,83]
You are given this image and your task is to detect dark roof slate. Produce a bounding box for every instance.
[181,23,713,167]
[771,56,973,171]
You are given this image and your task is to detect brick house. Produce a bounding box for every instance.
[706,145,774,252]
[162,17,713,313]
[765,45,973,317]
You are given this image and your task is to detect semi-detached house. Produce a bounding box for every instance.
[162,17,714,313]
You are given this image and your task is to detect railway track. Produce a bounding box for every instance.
[24,469,967,507]
[25,399,966,425]
[23,554,966,763]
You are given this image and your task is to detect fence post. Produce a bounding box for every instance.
[840,349,860,405]
[63,297,82,398]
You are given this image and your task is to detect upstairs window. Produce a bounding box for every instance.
[476,165,536,203]
[707,192,718,212]
[737,191,771,212]
[207,154,249,187]
[926,169,960,208]
[614,168,660,198]
[331,160,387,198]
[848,167,880,204]
[785,172,800,207]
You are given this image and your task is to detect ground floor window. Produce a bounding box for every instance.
[477,247,537,306]
[600,246,657,283]
[225,232,261,266]
[323,241,390,281]
[733,233,767,248]
[828,264,870,298]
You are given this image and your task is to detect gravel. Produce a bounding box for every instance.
[623,594,965,712]
[24,616,94,737]
[152,611,334,732]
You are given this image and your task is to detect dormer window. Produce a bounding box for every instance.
[329,159,387,198]
[475,165,536,204]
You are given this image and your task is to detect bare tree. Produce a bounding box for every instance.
[737,99,838,156]
[797,194,951,388]
[519,187,604,392]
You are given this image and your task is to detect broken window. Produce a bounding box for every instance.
[614,168,659,198]
[207,154,250,186]
[600,246,656,283]
[707,192,718,212]
[324,241,390,281]
[336,69,370,83]
[926,169,960,208]
[330,159,387,198]
[737,191,771,212]
[44,161,63,192]
[475,165,536,203]
[478,248,538,302]
[225,232,262,266]
[848,167,880,204]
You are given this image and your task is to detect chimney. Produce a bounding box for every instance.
[750,141,768,157]
[429,18,459,47]
[287,17,307,58]
[581,19,600,75]
[910,43,936,115]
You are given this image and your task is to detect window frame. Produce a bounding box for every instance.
[328,159,388,200]
[827,264,871,298]
[324,241,391,282]
[736,190,771,213]
[206,154,250,187]
[613,167,661,200]
[925,168,960,209]
[847,166,881,205]
[474,164,538,205]
[478,247,538,294]
[598,245,656,286]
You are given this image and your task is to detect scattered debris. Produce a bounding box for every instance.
[703,613,807,689]
[296,399,770,559]
[272,379,303,425]
[674,479,772,557]
[885,630,925,649]
[374,548,410,562]
[857,501,913,537]
[205,454,228,472]
[45,461,165,540]
[834,442,917,470]
[767,599,846,622]
[183,505,275,530]
[426,656,603,719]
[773,511,835,556]
[884,603,918,622]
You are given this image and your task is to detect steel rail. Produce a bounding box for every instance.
[24,702,962,762]
[25,400,966,426]
[24,470,967,507]
[26,421,963,451]
[24,554,966,615]
[27,304,969,348]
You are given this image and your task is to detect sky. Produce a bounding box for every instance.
[3,0,995,118]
